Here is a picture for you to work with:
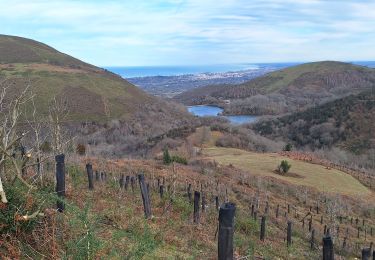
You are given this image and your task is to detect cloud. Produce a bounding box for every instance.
[0,0,374,65]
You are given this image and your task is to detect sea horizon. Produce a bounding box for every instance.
[105,61,375,78]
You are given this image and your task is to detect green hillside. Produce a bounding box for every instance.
[0,35,95,69]
[0,35,153,121]
[175,61,375,115]
[237,61,375,94]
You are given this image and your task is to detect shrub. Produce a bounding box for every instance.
[40,141,52,153]
[163,148,172,165]
[277,160,291,174]
[76,143,86,155]
[171,155,188,165]
[284,143,292,151]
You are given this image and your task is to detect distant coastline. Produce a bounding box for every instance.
[105,61,375,78]
[105,63,296,78]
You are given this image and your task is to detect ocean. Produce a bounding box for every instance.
[105,63,297,78]
[105,61,375,78]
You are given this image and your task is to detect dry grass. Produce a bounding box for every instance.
[202,147,371,197]
[2,156,374,259]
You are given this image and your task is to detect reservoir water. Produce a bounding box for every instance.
[188,105,258,125]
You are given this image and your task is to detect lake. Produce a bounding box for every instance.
[187,105,258,125]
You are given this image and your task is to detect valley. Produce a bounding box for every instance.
[0,35,374,260]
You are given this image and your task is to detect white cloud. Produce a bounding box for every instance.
[0,0,374,65]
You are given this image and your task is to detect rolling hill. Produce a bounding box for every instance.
[174,61,375,115]
[253,90,375,155]
[0,35,182,122]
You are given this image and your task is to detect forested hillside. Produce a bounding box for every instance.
[253,90,375,156]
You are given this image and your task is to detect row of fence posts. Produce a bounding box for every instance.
[54,157,374,259]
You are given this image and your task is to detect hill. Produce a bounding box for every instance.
[253,90,375,156]
[174,61,375,115]
[1,146,374,258]
[0,35,97,69]
[0,35,183,122]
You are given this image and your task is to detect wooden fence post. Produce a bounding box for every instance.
[131,176,135,192]
[287,221,292,247]
[194,191,200,224]
[159,185,164,199]
[265,201,269,215]
[95,170,100,181]
[251,204,255,217]
[322,235,334,260]
[276,204,279,219]
[361,248,371,260]
[55,154,65,212]
[215,196,219,211]
[119,174,124,189]
[138,174,152,219]
[187,183,192,202]
[202,192,206,212]
[310,229,315,249]
[342,237,347,250]
[260,216,266,241]
[86,163,94,190]
[218,202,236,260]
[125,176,130,190]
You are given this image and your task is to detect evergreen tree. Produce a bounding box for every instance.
[163,148,172,165]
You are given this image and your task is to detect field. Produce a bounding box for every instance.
[202,147,371,197]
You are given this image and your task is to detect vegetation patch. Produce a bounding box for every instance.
[202,147,370,196]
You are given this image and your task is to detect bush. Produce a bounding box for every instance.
[171,155,188,165]
[40,141,52,153]
[163,148,172,165]
[163,148,188,165]
[76,143,86,155]
[277,160,291,174]
[284,143,292,151]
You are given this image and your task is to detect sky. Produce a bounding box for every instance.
[1,0,375,66]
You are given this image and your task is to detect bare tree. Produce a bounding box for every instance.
[0,81,32,203]
[48,96,70,155]
[25,93,50,184]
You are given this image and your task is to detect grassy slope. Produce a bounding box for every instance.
[0,35,152,121]
[238,61,374,94]
[5,157,374,259]
[202,147,370,197]
[0,35,95,68]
